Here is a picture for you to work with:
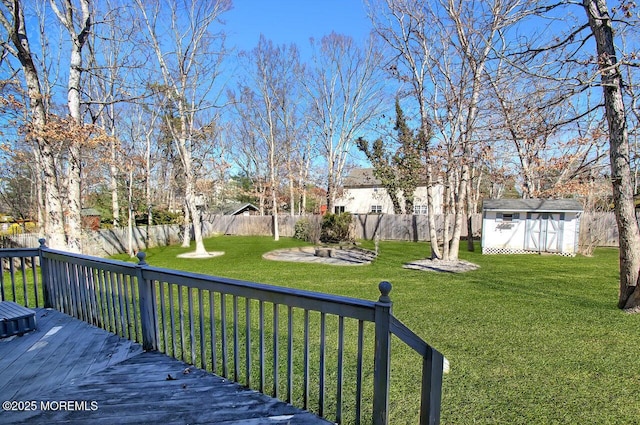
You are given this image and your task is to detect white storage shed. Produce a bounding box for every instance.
[481,199,583,256]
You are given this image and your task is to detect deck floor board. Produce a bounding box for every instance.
[0,308,331,424]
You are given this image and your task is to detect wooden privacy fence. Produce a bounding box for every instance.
[4,212,620,256]
[0,240,444,425]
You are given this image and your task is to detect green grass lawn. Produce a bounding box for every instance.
[113,236,639,424]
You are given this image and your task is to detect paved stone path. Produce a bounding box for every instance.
[262,246,376,266]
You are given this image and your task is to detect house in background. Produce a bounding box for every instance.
[481,199,583,256]
[81,208,101,231]
[334,168,444,215]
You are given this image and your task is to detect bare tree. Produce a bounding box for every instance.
[369,0,530,260]
[0,0,66,249]
[136,0,230,255]
[49,0,92,253]
[582,0,640,309]
[506,0,640,309]
[230,36,304,240]
[85,0,146,229]
[304,32,386,214]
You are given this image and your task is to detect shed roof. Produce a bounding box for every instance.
[482,199,583,212]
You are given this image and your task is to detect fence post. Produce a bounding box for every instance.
[373,281,393,425]
[38,238,52,309]
[136,252,158,351]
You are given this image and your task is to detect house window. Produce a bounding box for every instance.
[413,205,428,215]
[334,206,345,214]
[371,205,383,214]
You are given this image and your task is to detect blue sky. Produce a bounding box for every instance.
[223,1,373,54]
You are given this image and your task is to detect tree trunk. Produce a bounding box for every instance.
[110,138,120,227]
[182,201,191,248]
[466,175,475,251]
[583,0,640,309]
[50,0,91,253]
[4,1,66,248]
[426,162,442,260]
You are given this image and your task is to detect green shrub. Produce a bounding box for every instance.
[320,212,353,244]
[294,218,311,241]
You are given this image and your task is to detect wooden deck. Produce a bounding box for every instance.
[0,308,331,424]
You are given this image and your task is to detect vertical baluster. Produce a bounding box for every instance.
[273,303,279,398]
[159,281,168,353]
[100,270,116,333]
[198,289,206,370]
[31,256,40,308]
[303,309,310,410]
[117,273,128,339]
[355,320,364,425]
[102,272,112,333]
[88,267,100,326]
[319,312,326,417]
[112,273,122,335]
[124,274,134,339]
[169,283,177,358]
[60,261,71,314]
[109,271,118,334]
[259,300,265,393]
[131,274,140,341]
[420,348,444,425]
[20,257,28,306]
[9,256,15,303]
[82,265,92,323]
[105,271,116,334]
[336,316,345,423]
[209,291,217,373]
[68,263,79,319]
[245,297,251,388]
[233,295,239,382]
[71,264,82,320]
[178,285,186,362]
[0,258,5,302]
[287,306,293,404]
[188,287,196,365]
[220,293,228,378]
[84,266,95,325]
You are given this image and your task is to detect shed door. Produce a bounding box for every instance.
[525,213,564,252]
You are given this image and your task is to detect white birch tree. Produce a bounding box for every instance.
[136,0,230,255]
[231,36,304,240]
[305,32,385,214]
[0,0,66,249]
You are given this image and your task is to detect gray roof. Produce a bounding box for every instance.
[482,199,583,212]
[212,202,259,215]
[342,168,381,188]
[81,208,101,216]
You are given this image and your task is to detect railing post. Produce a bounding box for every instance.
[136,252,158,351]
[420,347,443,425]
[39,238,53,308]
[373,281,392,425]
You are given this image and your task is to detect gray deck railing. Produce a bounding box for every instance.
[1,240,444,425]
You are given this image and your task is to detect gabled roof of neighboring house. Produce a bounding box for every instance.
[482,199,583,212]
[342,168,381,188]
[213,202,259,215]
[343,167,430,189]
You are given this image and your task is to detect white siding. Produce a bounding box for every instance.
[481,211,527,250]
[482,210,581,255]
[335,185,443,215]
